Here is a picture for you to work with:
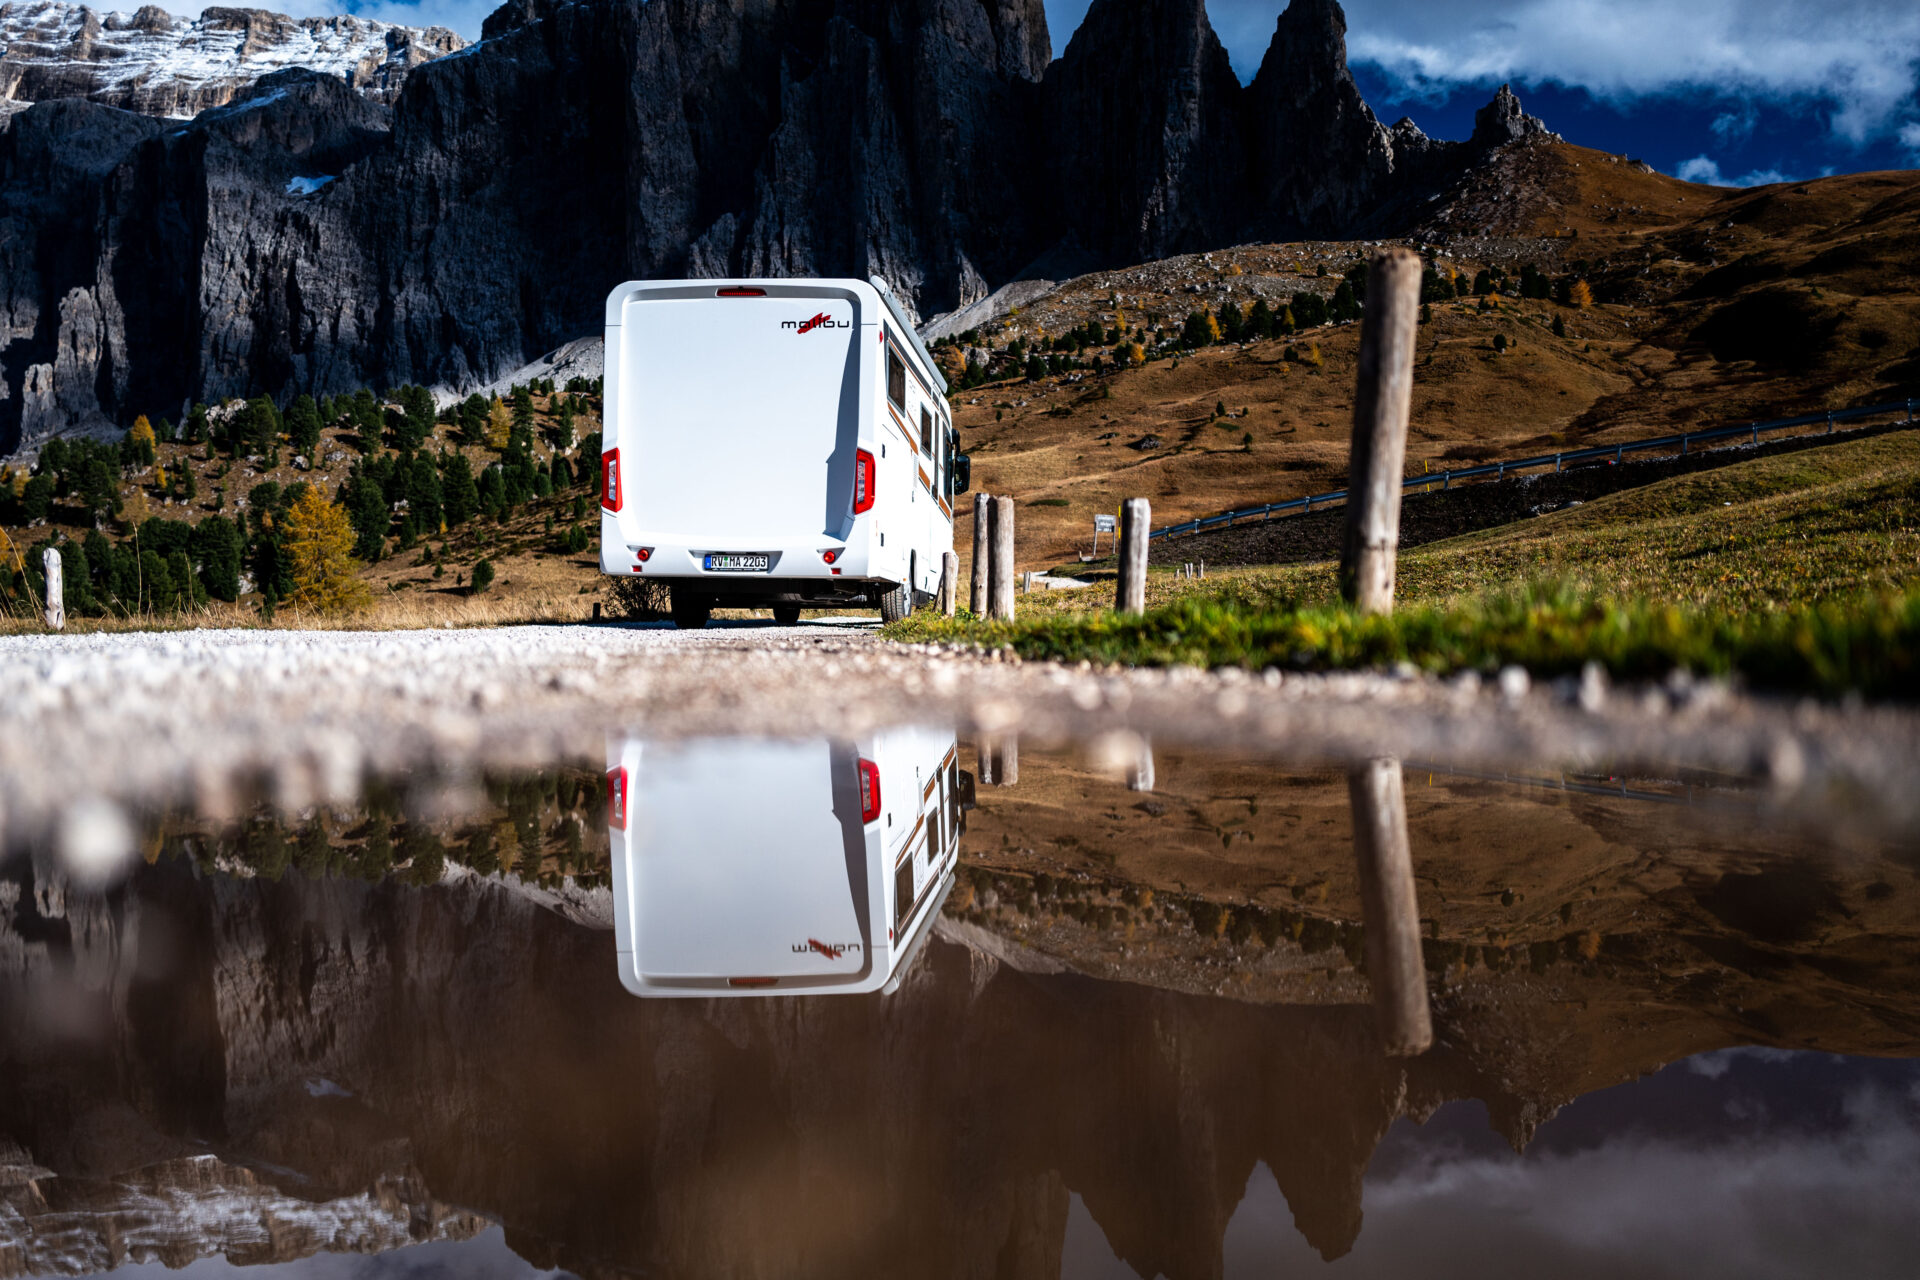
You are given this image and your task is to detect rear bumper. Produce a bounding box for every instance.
[600,528,891,600]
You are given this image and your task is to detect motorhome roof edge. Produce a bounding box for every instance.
[868,275,949,398]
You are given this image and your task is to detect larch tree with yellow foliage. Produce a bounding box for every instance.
[485,396,513,449]
[128,415,157,467]
[1569,280,1593,310]
[284,487,372,613]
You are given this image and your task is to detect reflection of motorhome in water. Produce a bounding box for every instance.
[599,277,971,628]
[606,730,972,996]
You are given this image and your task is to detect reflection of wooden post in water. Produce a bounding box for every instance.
[1124,737,1154,792]
[970,493,990,616]
[1348,757,1431,1055]
[990,735,1018,787]
[976,738,996,787]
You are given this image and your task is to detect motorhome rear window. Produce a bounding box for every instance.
[887,345,907,413]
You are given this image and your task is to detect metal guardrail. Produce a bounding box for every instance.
[1149,397,1918,541]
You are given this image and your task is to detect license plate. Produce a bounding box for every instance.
[705,553,770,572]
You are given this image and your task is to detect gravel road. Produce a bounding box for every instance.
[1,619,1915,854]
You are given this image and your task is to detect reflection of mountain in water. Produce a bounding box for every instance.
[4,849,1917,1279]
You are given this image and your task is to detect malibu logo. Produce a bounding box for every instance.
[796,939,863,959]
[783,312,850,334]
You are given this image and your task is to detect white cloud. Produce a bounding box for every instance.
[1711,105,1758,145]
[1672,154,1794,187]
[1334,0,1920,145]
[1902,122,1920,156]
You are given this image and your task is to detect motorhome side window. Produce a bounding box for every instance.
[887,344,907,413]
[919,408,933,455]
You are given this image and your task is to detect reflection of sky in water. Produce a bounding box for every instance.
[25,1227,569,1279]
[1064,1050,1920,1278]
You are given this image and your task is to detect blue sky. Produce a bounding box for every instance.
[188,0,1920,187]
[1049,0,1920,185]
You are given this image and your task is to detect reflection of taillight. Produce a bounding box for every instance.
[601,448,622,512]
[634,547,652,562]
[607,767,629,830]
[857,758,881,824]
[853,449,875,514]
[820,548,838,565]
[729,977,778,987]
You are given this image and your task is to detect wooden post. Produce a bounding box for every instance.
[939,550,959,617]
[970,493,990,616]
[1348,757,1431,1056]
[1115,497,1149,614]
[42,547,63,630]
[1339,247,1423,614]
[988,496,1015,621]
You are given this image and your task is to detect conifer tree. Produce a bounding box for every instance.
[128,416,157,467]
[284,487,371,613]
[286,394,323,454]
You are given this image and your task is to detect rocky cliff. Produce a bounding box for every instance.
[0,3,464,117]
[0,0,1553,456]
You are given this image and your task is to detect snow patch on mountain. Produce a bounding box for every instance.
[0,2,467,118]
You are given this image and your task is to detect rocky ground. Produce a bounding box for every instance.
[1,619,1915,864]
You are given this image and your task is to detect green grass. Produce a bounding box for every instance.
[896,434,1920,695]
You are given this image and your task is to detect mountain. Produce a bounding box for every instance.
[0,0,1551,456]
[0,3,465,118]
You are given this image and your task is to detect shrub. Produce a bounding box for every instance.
[469,557,495,594]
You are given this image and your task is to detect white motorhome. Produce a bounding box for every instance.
[599,277,970,627]
[605,729,973,997]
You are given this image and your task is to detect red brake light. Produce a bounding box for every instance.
[634,547,652,562]
[729,977,778,988]
[717,287,766,297]
[821,548,838,564]
[601,448,622,512]
[853,449,875,514]
[857,758,881,823]
[607,767,629,830]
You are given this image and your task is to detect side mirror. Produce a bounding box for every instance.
[953,454,972,494]
[957,770,977,811]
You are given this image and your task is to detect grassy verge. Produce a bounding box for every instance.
[890,435,1920,695]
[888,586,1920,696]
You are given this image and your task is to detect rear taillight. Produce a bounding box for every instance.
[853,449,875,514]
[601,448,622,512]
[607,767,629,830]
[717,286,766,297]
[857,758,881,823]
[820,548,838,565]
[634,547,652,562]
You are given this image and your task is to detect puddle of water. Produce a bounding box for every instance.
[2,727,1916,1277]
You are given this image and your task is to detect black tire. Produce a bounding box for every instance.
[879,582,912,623]
[669,587,712,630]
[772,603,802,626]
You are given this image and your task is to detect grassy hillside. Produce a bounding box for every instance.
[889,435,1920,693]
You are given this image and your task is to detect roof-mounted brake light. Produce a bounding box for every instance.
[716,286,766,297]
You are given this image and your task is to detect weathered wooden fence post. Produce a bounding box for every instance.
[1339,247,1423,614]
[1348,757,1431,1055]
[970,493,990,616]
[989,496,1016,621]
[1115,498,1149,614]
[939,550,959,617]
[42,547,63,631]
